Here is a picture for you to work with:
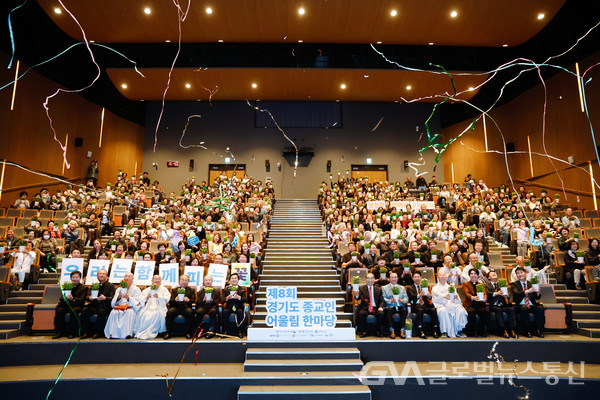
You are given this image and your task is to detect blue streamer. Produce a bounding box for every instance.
[7,0,28,69]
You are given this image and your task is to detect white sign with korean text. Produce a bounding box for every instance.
[208,263,229,288]
[184,265,205,288]
[159,263,180,287]
[133,260,156,286]
[61,257,84,283]
[85,259,110,285]
[109,259,134,283]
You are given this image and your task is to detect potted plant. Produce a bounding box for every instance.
[150,283,158,296]
[380,267,388,280]
[450,262,458,275]
[457,234,464,245]
[546,232,553,244]
[206,234,213,242]
[391,286,401,301]
[545,220,552,229]
[119,280,129,295]
[420,278,429,295]
[476,284,485,300]
[430,249,438,262]
[393,250,400,263]
[352,276,360,291]
[110,240,118,251]
[200,247,208,260]
[185,249,192,262]
[404,313,413,338]
[204,287,214,301]
[358,236,365,246]
[90,282,100,298]
[444,284,455,300]
[403,262,411,273]
[62,281,73,297]
[474,261,483,270]
[555,194,560,202]
[576,251,585,263]
[524,260,532,269]
[414,252,421,264]
[573,233,580,242]
[531,275,540,291]
[498,279,508,296]
[165,249,172,262]
[249,252,256,264]
[177,287,186,301]
[351,251,358,262]
[364,243,371,253]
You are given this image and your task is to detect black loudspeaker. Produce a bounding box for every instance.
[189,159,194,171]
[265,160,270,173]
[327,160,331,173]
[74,137,83,147]
[404,160,409,171]
[506,142,515,152]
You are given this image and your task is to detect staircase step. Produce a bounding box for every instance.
[243,358,363,372]
[28,284,50,291]
[571,304,600,311]
[7,297,42,304]
[237,385,370,400]
[575,320,600,328]
[555,290,588,297]
[260,269,338,276]
[0,312,27,320]
[577,328,600,338]
[0,329,22,340]
[0,320,25,330]
[0,304,29,312]
[556,297,589,304]
[256,291,345,298]
[245,347,360,360]
[8,290,44,298]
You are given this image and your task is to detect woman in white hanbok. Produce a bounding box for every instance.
[432,271,468,338]
[105,272,141,339]
[134,275,170,339]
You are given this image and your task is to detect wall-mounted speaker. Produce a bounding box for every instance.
[265,160,270,172]
[326,160,331,173]
[506,142,515,152]
[189,159,194,171]
[74,137,83,147]
[403,160,409,172]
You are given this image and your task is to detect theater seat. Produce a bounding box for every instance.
[27,285,62,333]
[539,284,569,330]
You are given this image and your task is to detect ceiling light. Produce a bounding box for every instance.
[121,83,128,89]
[298,40,303,43]
[335,100,340,102]
[225,157,231,164]
[537,13,545,20]
[450,10,458,18]
[468,87,474,91]
[363,74,369,78]
[185,83,191,89]
[165,40,171,43]
[89,40,95,43]
[428,42,434,45]
[376,41,383,44]
[406,85,412,90]
[298,7,305,15]
[251,83,258,88]
[205,7,213,14]
[390,10,397,17]
[502,44,508,47]
[54,7,62,14]
[218,39,224,43]
[366,158,372,165]
[340,83,347,89]
[144,7,151,15]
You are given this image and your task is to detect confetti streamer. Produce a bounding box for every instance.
[487,341,530,400]
[193,68,219,105]
[7,0,27,69]
[370,117,384,131]
[153,0,192,152]
[178,114,206,149]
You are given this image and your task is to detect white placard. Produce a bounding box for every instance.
[133,260,156,286]
[184,265,205,288]
[207,263,229,288]
[109,258,134,283]
[85,259,110,285]
[60,258,84,283]
[231,263,251,287]
[159,263,180,287]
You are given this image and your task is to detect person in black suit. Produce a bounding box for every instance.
[53,270,88,339]
[485,270,517,339]
[164,274,196,340]
[510,267,545,338]
[81,268,115,339]
[354,273,384,337]
[406,270,440,338]
[196,275,223,339]
[462,268,490,337]
[222,273,247,338]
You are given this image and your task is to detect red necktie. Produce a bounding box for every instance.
[523,282,532,308]
[368,286,374,313]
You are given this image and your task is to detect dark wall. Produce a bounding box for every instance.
[143,101,443,198]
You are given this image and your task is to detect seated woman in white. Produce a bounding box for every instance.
[105,272,141,339]
[10,242,36,284]
[134,274,170,339]
[431,271,468,338]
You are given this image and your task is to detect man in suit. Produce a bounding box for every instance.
[221,273,247,338]
[81,268,115,339]
[340,242,364,288]
[423,240,443,270]
[485,270,517,339]
[53,270,88,339]
[406,270,440,338]
[196,275,223,339]
[510,266,545,338]
[164,274,196,339]
[462,268,490,337]
[382,272,408,339]
[354,273,384,337]
[362,245,379,270]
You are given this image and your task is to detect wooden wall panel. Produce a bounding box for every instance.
[0,52,144,207]
[442,52,600,210]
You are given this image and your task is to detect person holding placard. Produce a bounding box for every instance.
[105,272,141,339]
[53,270,88,339]
[164,274,196,339]
[134,275,170,339]
[221,273,247,338]
[196,275,223,338]
[81,269,115,339]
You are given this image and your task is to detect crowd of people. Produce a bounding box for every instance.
[1,170,274,339]
[320,175,600,339]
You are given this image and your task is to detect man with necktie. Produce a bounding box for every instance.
[406,270,440,338]
[382,272,408,339]
[354,273,384,338]
[485,270,517,338]
[510,267,545,338]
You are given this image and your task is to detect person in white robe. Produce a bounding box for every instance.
[134,274,170,339]
[510,256,550,284]
[105,272,141,339]
[432,271,468,338]
[10,242,36,284]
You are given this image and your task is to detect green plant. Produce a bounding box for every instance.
[358,236,365,241]
[450,262,456,269]
[414,252,421,259]
[420,279,429,288]
[555,194,560,199]
[546,233,553,238]
[476,284,485,293]
[205,287,214,293]
[524,260,532,267]
[498,279,507,288]
[379,267,388,274]
[392,286,400,295]
[430,250,437,255]
[62,282,73,290]
[474,261,483,269]
[185,249,192,256]
[351,251,358,257]
[229,285,238,292]
[403,262,411,268]
[206,235,213,242]
[178,288,185,294]
[574,233,580,238]
[448,285,456,294]
[200,247,208,254]
[249,253,256,258]
[393,250,400,258]
[120,281,128,288]
[150,284,158,290]
[364,243,371,250]
[576,251,585,257]
[91,283,100,290]
[531,276,540,284]
[352,276,360,284]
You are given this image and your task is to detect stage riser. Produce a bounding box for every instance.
[244,364,363,372]
[238,387,370,400]
[245,350,360,360]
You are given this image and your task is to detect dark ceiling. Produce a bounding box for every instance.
[1,0,599,128]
